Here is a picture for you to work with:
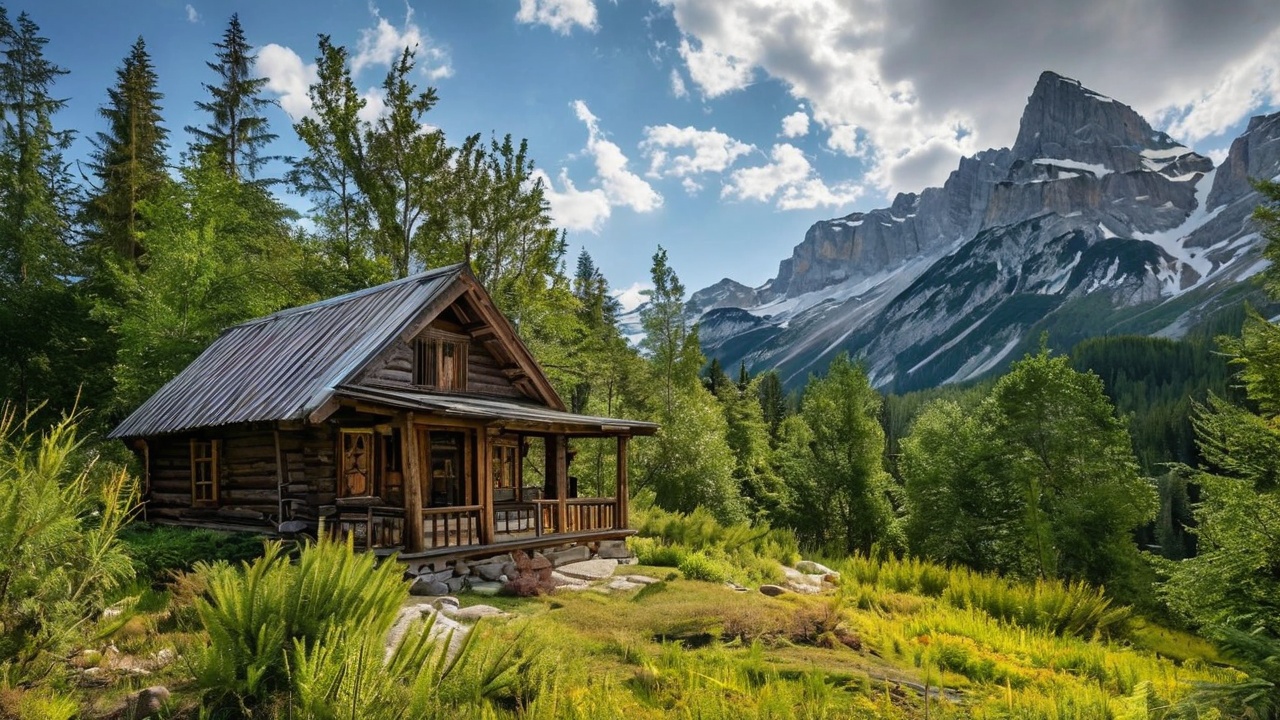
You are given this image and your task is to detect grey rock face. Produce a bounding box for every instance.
[692,69,1280,393]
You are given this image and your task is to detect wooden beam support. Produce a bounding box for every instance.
[554,436,568,534]
[477,429,494,545]
[401,413,424,553]
[615,435,629,530]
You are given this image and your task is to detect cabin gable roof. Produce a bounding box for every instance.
[109,264,565,439]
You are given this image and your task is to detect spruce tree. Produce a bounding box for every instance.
[187,14,277,180]
[85,36,168,273]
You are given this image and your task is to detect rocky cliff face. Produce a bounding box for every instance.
[692,71,1279,391]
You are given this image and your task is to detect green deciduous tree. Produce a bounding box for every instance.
[106,152,305,413]
[187,14,277,181]
[781,353,898,555]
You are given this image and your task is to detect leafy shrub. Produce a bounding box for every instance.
[635,506,799,566]
[0,408,137,683]
[119,522,266,582]
[627,536,689,567]
[677,551,734,583]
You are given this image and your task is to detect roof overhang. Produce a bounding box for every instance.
[334,384,658,437]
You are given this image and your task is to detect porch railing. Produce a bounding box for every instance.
[534,498,617,534]
[334,505,404,551]
[422,505,483,549]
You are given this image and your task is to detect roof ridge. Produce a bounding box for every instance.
[237,263,467,328]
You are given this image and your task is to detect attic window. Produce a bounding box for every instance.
[413,333,468,391]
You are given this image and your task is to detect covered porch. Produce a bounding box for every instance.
[329,386,656,556]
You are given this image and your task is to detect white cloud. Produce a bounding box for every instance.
[533,168,612,232]
[670,68,688,98]
[640,124,755,178]
[358,87,388,123]
[723,143,861,210]
[574,100,663,213]
[185,4,199,23]
[537,102,663,232]
[780,110,809,138]
[352,5,451,80]
[516,0,599,35]
[659,0,1280,197]
[256,44,317,121]
[611,281,653,313]
[681,177,702,194]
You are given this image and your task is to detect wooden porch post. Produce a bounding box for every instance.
[401,413,424,553]
[615,435,629,530]
[477,429,494,545]
[546,435,567,533]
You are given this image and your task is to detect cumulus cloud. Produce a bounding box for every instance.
[723,143,862,210]
[533,168,612,232]
[611,281,653,312]
[537,102,663,232]
[780,110,809,138]
[574,100,663,213]
[640,124,755,178]
[185,4,199,23]
[670,68,688,98]
[516,0,599,34]
[352,5,451,80]
[256,44,317,121]
[658,0,1280,196]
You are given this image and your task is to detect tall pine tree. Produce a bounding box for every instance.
[187,14,276,180]
[85,36,168,275]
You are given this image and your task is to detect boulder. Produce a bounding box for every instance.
[453,561,470,577]
[409,578,450,597]
[795,560,839,577]
[444,577,467,593]
[475,562,506,582]
[545,545,591,567]
[446,604,507,621]
[131,686,170,720]
[501,561,518,578]
[605,578,642,592]
[432,596,461,610]
[759,584,788,597]
[596,540,633,560]
[557,558,618,581]
[385,604,467,662]
[550,570,589,588]
[625,574,659,585]
[529,554,552,571]
[469,581,503,596]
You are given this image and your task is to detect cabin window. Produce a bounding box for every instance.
[340,429,375,497]
[413,334,468,391]
[190,439,219,506]
[493,441,518,489]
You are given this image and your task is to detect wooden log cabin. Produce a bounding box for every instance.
[110,264,658,559]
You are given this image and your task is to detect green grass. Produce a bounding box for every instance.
[118,522,269,583]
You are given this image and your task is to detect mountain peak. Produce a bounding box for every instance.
[1012,70,1174,171]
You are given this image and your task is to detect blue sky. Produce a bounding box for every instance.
[17,0,1280,307]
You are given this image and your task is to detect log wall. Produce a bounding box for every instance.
[356,320,524,399]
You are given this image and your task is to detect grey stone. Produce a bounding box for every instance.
[453,561,470,577]
[444,576,467,593]
[557,558,618,581]
[550,570,589,587]
[545,545,591,567]
[432,596,461,610]
[385,605,467,663]
[131,686,170,720]
[625,575,659,585]
[795,560,838,577]
[469,581,503,596]
[277,520,309,533]
[605,578,642,592]
[409,577,449,596]
[475,562,506,582]
[596,539,633,560]
[759,584,788,597]
[501,562,517,578]
[446,604,507,620]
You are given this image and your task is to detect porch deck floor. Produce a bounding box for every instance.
[393,527,636,562]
